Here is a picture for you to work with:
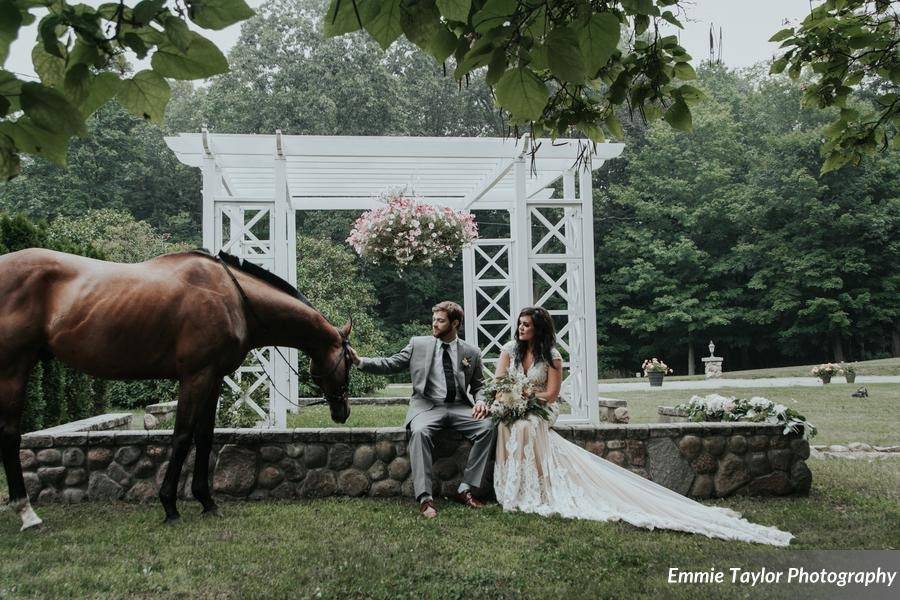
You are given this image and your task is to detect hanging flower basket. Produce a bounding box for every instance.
[346,190,478,272]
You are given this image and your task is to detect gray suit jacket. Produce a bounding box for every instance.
[358,336,485,426]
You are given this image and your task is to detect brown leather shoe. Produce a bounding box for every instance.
[419,499,437,519]
[452,490,485,508]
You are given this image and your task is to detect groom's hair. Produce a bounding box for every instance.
[432,300,463,330]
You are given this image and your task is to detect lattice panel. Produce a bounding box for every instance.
[216,205,275,272]
[529,206,580,257]
[470,240,513,373]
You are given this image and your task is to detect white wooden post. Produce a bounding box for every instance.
[200,127,216,250]
[511,157,531,324]
[270,134,290,428]
[579,167,600,425]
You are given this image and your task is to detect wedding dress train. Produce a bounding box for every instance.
[493,342,793,546]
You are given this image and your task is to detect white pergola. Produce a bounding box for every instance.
[165,131,624,426]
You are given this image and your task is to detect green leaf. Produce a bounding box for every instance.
[163,15,193,53]
[770,57,788,75]
[151,33,229,80]
[578,12,619,75]
[122,32,149,59]
[674,61,696,80]
[0,118,68,166]
[427,26,458,63]
[436,0,470,22]
[605,112,624,140]
[485,48,507,86]
[69,39,101,68]
[0,69,23,98]
[117,70,171,123]
[529,43,548,71]
[768,27,794,42]
[20,82,86,137]
[188,0,255,31]
[364,0,402,50]
[32,44,65,88]
[472,0,516,34]
[660,10,682,28]
[634,14,649,35]
[547,26,586,83]
[494,67,548,121]
[820,151,847,174]
[675,84,704,105]
[324,0,367,37]
[79,71,122,116]
[399,0,442,50]
[0,0,22,64]
[63,63,92,106]
[134,0,166,25]
[663,98,692,131]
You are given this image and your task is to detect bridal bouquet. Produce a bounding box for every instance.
[346,189,478,272]
[484,372,551,425]
[675,394,817,440]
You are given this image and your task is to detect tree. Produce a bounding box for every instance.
[0,0,255,180]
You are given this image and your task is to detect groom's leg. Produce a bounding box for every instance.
[408,408,445,500]
[447,406,496,489]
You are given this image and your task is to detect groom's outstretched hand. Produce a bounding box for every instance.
[472,401,488,420]
[347,345,361,366]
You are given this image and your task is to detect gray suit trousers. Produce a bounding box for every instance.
[408,404,496,500]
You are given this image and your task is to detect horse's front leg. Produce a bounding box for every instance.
[192,380,222,516]
[0,374,41,531]
[158,371,216,524]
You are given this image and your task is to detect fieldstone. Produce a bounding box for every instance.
[703,437,726,457]
[433,458,458,479]
[23,472,41,500]
[395,442,408,457]
[65,468,87,486]
[874,445,900,453]
[62,489,85,504]
[790,461,812,494]
[690,453,716,474]
[337,469,369,497]
[155,462,169,488]
[770,435,790,449]
[270,482,296,499]
[257,466,285,489]
[367,461,387,481]
[605,451,625,466]
[626,441,646,467]
[133,459,156,479]
[401,478,415,498]
[749,471,792,496]
[728,435,748,454]
[212,445,257,496]
[304,444,327,468]
[606,440,625,450]
[280,458,307,482]
[88,473,123,500]
[19,449,37,470]
[374,440,395,462]
[677,435,702,459]
[260,445,285,462]
[613,407,630,423]
[37,466,65,485]
[388,457,411,481]
[790,439,811,460]
[714,453,750,497]
[585,441,605,456]
[248,489,269,501]
[749,436,770,452]
[441,478,463,497]
[61,448,85,467]
[828,445,849,452]
[847,442,874,452]
[107,462,131,487]
[690,474,714,499]
[747,452,770,476]
[353,446,376,470]
[36,449,62,466]
[143,413,158,429]
[125,480,158,503]
[115,446,142,466]
[768,449,792,471]
[285,443,304,459]
[146,446,169,462]
[646,437,694,496]
[38,488,60,504]
[370,479,401,497]
[299,470,336,498]
[87,447,114,469]
[329,444,354,470]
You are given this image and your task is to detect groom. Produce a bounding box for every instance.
[348,301,494,518]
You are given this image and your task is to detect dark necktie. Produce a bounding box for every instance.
[441,342,456,403]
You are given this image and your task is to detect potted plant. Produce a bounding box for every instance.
[811,363,842,384]
[642,358,673,387]
[841,362,857,383]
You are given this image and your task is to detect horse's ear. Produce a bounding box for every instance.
[340,318,352,338]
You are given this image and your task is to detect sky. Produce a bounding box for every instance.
[5,0,814,81]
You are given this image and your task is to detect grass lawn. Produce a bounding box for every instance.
[0,459,897,598]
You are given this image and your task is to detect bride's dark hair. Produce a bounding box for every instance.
[514,306,556,367]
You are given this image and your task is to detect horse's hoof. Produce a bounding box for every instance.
[163,514,181,525]
[20,517,43,532]
[201,507,223,518]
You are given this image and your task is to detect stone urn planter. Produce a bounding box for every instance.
[845,372,856,384]
[819,374,832,384]
[648,372,665,387]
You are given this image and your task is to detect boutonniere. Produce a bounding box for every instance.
[462,357,471,368]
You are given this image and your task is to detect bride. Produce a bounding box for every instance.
[492,306,794,546]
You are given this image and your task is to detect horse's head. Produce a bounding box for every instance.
[310,319,352,423]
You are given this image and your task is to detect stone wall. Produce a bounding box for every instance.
[19,422,811,505]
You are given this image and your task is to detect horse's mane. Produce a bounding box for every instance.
[190,248,312,306]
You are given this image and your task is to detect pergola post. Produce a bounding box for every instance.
[579,167,600,425]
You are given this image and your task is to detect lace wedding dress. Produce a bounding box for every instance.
[493,341,793,546]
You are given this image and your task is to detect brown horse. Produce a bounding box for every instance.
[0,247,351,530]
